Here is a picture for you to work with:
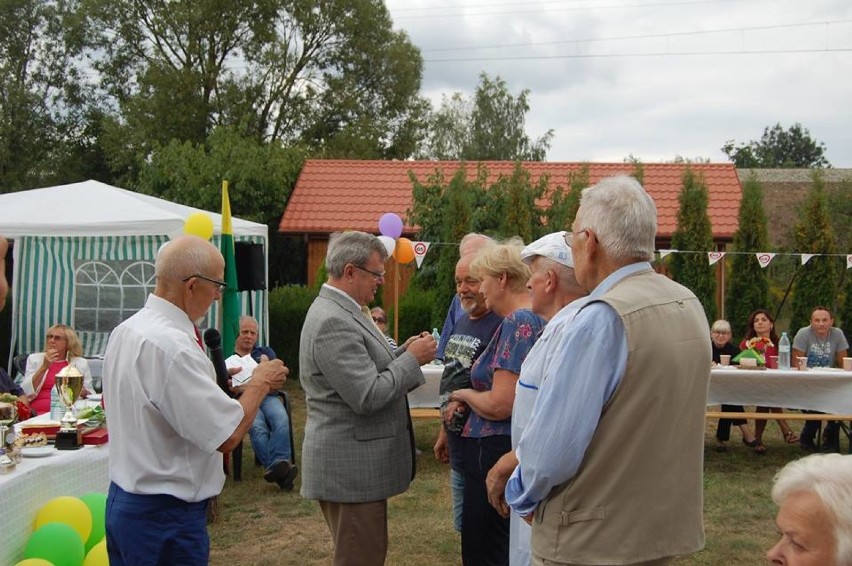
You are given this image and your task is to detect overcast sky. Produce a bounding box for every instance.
[384,0,852,166]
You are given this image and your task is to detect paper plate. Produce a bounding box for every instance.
[21,446,55,458]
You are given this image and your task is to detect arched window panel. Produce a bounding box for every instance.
[74,261,120,333]
[120,261,157,318]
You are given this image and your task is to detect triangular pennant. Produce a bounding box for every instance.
[658,249,675,259]
[847,254,852,270]
[756,252,775,269]
[412,241,431,268]
[801,254,817,265]
[708,251,725,266]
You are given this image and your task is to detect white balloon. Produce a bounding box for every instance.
[378,235,396,257]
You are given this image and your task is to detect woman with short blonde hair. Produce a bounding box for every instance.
[21,324,93,415]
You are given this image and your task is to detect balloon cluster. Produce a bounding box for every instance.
[17,493,108,566]
[377,213,414,264]
[183,212,214,240]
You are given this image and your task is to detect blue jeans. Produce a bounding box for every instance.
[249,394,292,469]
[106,482,210,566]
[451,468,464,533]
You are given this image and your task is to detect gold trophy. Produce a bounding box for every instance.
[55,364,84,450]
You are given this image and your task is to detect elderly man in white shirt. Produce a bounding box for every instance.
[103,235,288,566]
[484,231,590,566]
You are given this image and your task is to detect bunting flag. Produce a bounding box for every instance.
[801,254,817,266]
[658,249,675,259]
[707,251,725,266]
[412,241,431,268]
[847,254,852,270]
[220,180,240,357]
[756,253,776,269]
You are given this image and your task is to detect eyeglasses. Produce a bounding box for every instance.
[182,274,227,293]
[46,333,66,341]
[563,229,590,247]
[711,330,731,335]
[372,317,386,323]
[353,264,385,281]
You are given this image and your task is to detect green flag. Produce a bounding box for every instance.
[220,180,239,356]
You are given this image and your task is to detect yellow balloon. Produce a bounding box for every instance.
[34,496,92,545]
[83,539,108,566]
[183,212,214,240]
[14,559,55,566]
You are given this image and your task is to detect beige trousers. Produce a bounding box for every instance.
[319,499,388,566]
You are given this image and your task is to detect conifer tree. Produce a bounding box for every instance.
[670,168,717,322]
[790,171,840,331]
[726,174,770,335]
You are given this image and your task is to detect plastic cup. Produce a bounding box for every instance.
[843,357,852,371]
[719,354,731,366]
[797,357,808,371]
[767,355,778,369]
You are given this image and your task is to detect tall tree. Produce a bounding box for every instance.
[84,0,428,176]
[670,168,717,322]
[722,123,830,169]
[419,72,553,161]
[0,0,89,191]
[725,174,770,334]
[544,165,588,233]
[790,172,840,331]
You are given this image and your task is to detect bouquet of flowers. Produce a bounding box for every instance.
[732,336,773,366]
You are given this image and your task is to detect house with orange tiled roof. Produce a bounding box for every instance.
[279,159,743,306]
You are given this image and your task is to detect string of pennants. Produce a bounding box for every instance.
[405,241,852,270]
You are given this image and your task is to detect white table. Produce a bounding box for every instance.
[408,364,444,408]
[0,412,109,565]
[708,366,852,414]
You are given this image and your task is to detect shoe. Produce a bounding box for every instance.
[784,430,799,444]
[743,438,766,454]
[264,460,293,484]
[714,442,727,453]
[276,464,299,491]
[800,440,818,452]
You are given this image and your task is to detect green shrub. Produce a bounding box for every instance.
[395,287,445,341]
[268,285,319,379]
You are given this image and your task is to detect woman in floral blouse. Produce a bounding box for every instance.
[740,309,798,452]
[450,241,545,566]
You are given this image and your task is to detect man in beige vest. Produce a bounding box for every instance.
[505,176,711,566]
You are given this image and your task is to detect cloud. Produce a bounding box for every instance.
[387,0,852,166]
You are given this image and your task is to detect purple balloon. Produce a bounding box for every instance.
[378,213,404,239]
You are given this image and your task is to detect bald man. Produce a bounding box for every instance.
[103,235,288,565]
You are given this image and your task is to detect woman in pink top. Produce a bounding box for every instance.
[21,324,92,415]
[739,309,798,452]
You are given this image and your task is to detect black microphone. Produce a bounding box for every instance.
[203,328,230,393]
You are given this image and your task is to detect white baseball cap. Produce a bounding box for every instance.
[520,231,573,267]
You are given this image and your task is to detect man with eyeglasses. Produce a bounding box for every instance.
[300,230,437,566]
[102,235,288,565]
[506,176,711,566]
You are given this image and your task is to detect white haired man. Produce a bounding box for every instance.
[506,176,711,565]
[767,453,852,566]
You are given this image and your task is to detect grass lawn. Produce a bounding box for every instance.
[209,381,810,565]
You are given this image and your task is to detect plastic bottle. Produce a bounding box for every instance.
[431,328,441,365]
[778,331,791,370]
[50,384,64,420]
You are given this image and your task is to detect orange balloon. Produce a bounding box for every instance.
[394,237,415,264]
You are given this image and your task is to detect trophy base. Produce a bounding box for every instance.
[55,430,82,450]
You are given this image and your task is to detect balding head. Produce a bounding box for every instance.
[155,235,224,321]
[459,233,494,257]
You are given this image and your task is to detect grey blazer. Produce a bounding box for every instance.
[299,285,425,503]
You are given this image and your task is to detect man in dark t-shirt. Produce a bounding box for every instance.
[434,253,502,533]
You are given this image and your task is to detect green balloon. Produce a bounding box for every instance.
[24,522,84,566]
[78,493,107,552]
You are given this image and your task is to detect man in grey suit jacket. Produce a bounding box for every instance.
[300,231,437,566]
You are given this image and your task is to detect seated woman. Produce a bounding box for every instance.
[740,309,798,453]
[766,453,852,566]
[710,320,758,452]
[21,324,92,416]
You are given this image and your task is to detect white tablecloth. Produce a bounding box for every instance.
[408,364,444,408]
[0,412,109,565]
[708,367,852,414]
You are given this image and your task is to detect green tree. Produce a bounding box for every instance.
[544,165,588,233]
[790,172,840,331]
[84,0,428,174]
[0,0,89,191]
[670,168,717,322]
[419,72,553,161]
[722,123,830,168]
[725,174,770,333]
